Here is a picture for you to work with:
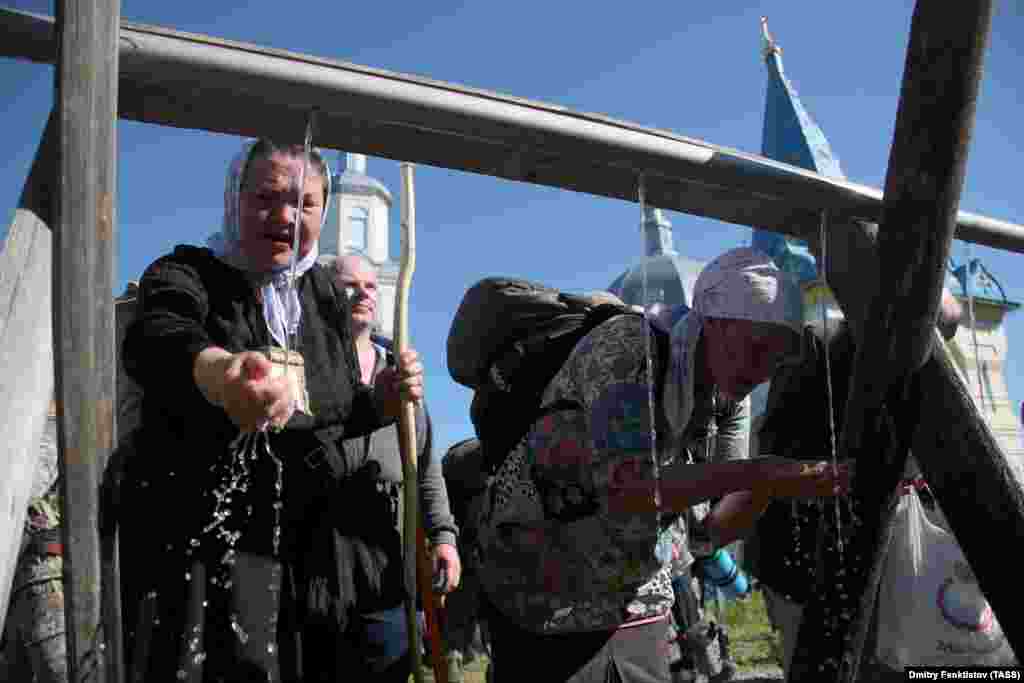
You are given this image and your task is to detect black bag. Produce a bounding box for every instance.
[442,438,488,510]
[447,277,667,476]
[441,438,489,550]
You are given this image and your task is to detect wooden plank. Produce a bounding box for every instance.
[53,0,121,680]
[788,2,1008,680]
[910,341,1024,653]
[0,112,57,636]
[1,8,1023,253]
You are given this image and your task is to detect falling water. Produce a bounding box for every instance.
[637,174,662,512]
[818,211,864,675]
[203,431,258,585]
[265,436,285,683]
[818,210,846,557]
[283,112,318,362]
[230,613,250,645]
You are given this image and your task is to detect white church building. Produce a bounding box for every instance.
[319,152,399,339]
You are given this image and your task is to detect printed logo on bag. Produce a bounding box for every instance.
[936,560,1005,652]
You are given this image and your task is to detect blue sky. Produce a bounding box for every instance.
[2,1,1023,458]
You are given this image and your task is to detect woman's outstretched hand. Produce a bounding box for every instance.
[195,348,295,432]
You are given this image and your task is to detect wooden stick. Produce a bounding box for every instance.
[418,524,448,683]
[396,162,448,683]
[396,162,422,683]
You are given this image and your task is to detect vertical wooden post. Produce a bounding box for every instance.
[53,0,122,681]
[789,1,996,680]
[0,112,58,637]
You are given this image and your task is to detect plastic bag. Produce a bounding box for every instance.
[876,487,1017,668]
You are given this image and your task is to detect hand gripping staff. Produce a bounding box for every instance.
[396,163,448,683]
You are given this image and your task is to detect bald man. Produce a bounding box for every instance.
[329,252,462,682]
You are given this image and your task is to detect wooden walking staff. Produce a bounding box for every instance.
[396,162,448,683]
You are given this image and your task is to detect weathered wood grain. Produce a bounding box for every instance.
[53,0,122,680]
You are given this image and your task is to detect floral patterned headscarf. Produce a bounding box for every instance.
[663,247,802,440]
[207,140,333,347]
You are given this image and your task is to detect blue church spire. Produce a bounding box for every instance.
[752,18,844,283]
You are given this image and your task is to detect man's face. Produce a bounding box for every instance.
[703,318,798,401]
[238,152,324,271]
[336,256,378,330]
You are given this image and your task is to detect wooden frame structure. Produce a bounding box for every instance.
[1,2,1022,680]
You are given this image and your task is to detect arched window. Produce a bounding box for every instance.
[347,206,369,251]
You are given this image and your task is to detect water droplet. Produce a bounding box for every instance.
[192,652,207,666]
[230,614,249,644]
[177,669,189,681]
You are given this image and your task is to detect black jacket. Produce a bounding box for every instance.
[119,245,390,682]
[334,342,458,616]
[749,320,856,604]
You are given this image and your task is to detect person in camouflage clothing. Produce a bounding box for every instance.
[2,486,67,683]
[475,249,851,683]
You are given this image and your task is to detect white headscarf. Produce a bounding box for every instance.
[207,141,333,348]
[663,247,802,440]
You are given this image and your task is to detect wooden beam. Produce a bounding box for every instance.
[910,341,1024,653]
[788,2,1014,680]
[53,0,122,680]
[0,112,57,636]
[1,7,1023,253]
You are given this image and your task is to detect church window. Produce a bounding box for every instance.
[347,206,369,251]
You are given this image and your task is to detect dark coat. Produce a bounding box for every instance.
[335,345,457,617]
[748,319,857,603]
[119,245,389,682]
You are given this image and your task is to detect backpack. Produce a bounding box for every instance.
[447,277,668,477]
[441,438,489,545]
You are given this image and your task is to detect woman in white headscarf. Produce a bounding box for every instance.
[120,139,423,682]
[477,247,851,683]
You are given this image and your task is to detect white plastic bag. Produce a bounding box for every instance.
[876,487,1017,668]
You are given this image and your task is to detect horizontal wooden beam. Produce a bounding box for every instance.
[2,7,1022,252]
